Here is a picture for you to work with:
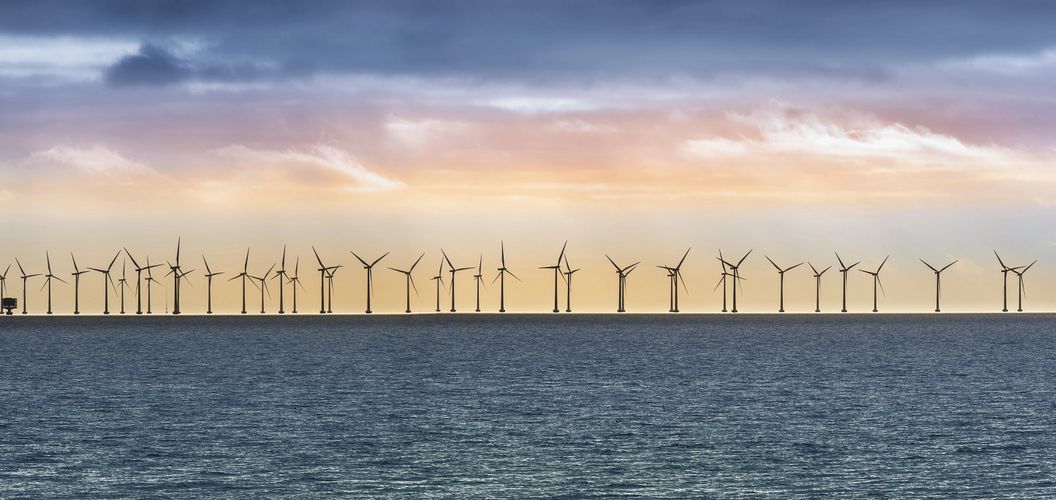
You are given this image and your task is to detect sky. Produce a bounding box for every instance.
[1,0,1055,314]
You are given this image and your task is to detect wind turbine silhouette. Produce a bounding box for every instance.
[89,251,120,315]
[807,262,831,313]
[274,246,288,314]
[1011,260,1037,312]
[288,257,304,314]
[16,259,39,314]
[714,251,731,312]
[203,255,223,314]
[311,247,339,314]
[144,257,160,314]
[606,255,639,313]
[765,256,802,313]
[540,242,567,313]
[325,265,341,314]
[493,241,519,313]
[473,255,487,312]
[835,253,860,313]
[562,255,579,312]
[249,264,274,314]
[351,250,389,314]
[658,248,690,313]
[389,253,424,313]
[431,257,445,312]
[117,259,131,314]
[442,250,473,313]
[993,251,1022,312]
[167,239,184,315]
[229,249,251,314]
[42,251,68,315]
[124,249,160,315]
[0,264,10,312]
[718,250,751,313]
[859,256,889,313]
[920,259,957,312]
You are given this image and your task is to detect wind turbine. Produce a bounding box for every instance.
[431,257,445,312]
[0,264,9,310]
[389,253,424,313]
[473,255,487,312]
[16,259,39,314]
[41,251,68,315]
[765,256,802,313]
[606,255,640,313]
[807,262,831,313]
[351,250,389,314]
[1011,260,1037,312]
[312,247,334,314]
[288,257,304,314]
[493,241,520,313]
[920,259,957,312]
[144,257,160,314]
[859,256,889,313]
[835,253,860,313]
[325,265,341,313]
[442,250,473,313]
[994,251,1022,312]
[658,248,691,313]
[562,255,579,312]
[167,238,184,315]
[249,264,274,314]
[718,250,751,313]
[203,255,223,314]
[89,251,120,315]
[714,251,731,313]
[117,260,130,314]
[124,249,159,315]
[229,248,251,314]
[274,246,288,314]
[539,242,567,313]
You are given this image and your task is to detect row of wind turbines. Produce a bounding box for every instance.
[0,239,1039,315]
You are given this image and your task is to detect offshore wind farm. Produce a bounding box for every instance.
[4,1,1056,498]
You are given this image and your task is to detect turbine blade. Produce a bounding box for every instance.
[835,252,846,269]
[351,251,369,267]
[737,250,752,267]
[877,255,889,272]
[410,253,424,272]
[123,248,140,269]
[766,255,780,271]
[920,259,937,272]
[786,262,804,272]
[939,260,958,273]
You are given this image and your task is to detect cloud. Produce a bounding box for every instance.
[25,145,154,175]
[104,43,191,87]
[214,144,404,192]
[683,104,1025,168]
[940,48,1056,75]
[385,116,468,146]
[0,35,137,82]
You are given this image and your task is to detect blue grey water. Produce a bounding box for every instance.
[1,314,1054,498]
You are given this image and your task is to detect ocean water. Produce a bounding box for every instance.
[1,314,1054,498]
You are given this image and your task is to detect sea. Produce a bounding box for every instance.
[1,314,1054,498]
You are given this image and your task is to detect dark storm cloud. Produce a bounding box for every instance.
[3,0,1056,85]
[105,43,190,86]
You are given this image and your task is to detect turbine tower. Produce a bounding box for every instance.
[920,259,957,312]
[229,249,251,314]
[562,255,579,312]
[312,247,336,314]
[606,255,640,313]
[807,263,831,313]
[1011,260,1037,312]
[389,253,424,313]
[15,259,39,314]
[117,260,130,314]
[0,264,10,311]
[473,255,486,312]
[274,246,288,314]
[72,253,94,315]
[493,241,520,313]
[42,251,68,315]
[717,250,751,313]
[144,257,159,314]
[539,242,567,313]
[835,253,860,313]
[325,265,341,313]
[765,256,802,313]
[351,250,389,314]
[89,251,120,315]
[431,257,445,312]
[658,248,691,313]
[715,251,731,313]
[442,250,473,313]
[859,256,889,313]
[167,239,184,315]
[993,251,1022,312]
[288,257,303,314]
[249,264,274,314]
[124,249,160,315]
[203,255,223,314]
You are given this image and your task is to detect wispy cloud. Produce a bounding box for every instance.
[215,144,404,192]
[26,145,154,175]
[0,35,137,82]
[940,47,1056,75]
